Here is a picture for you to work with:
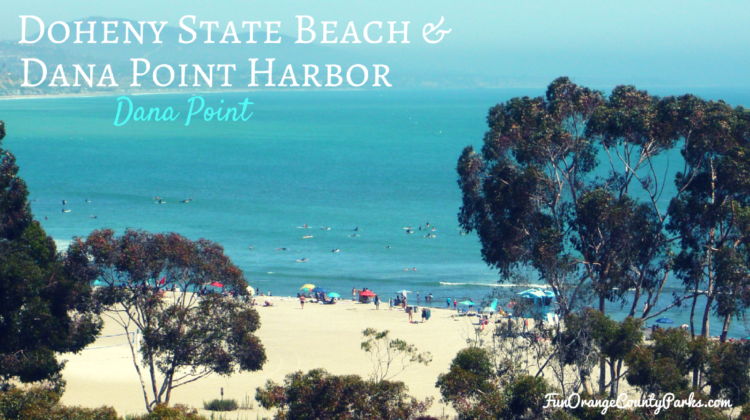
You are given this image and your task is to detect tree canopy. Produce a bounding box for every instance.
[256,368,432,420]
[457,77,750,392]
[0,119,101,386]
[68,228,266,411]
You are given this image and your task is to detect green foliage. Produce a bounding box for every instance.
[202,399,238,412]
[457,78,750,348]
[0,120,102,385]
[69,229,266,411]
[437,347,557,420]
[504,375,554,420]
[255,368,432,420]
[127,404,204,420]
[0,386,118,420]
[648,391,731,420]
[436,347,496,411]
[624,328,695,397]
[706,341,750,406]
[360,328,432,382]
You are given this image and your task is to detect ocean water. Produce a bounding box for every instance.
[3,87,750,337]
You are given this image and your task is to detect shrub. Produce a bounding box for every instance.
[127,404,204,420]
[0,386,118,420]
[203,399,238,412]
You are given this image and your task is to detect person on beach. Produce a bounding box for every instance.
[421,308,427,322]
[374,295,380,309]
[389,297,393,309]
[352,287,356,301]
[453,299,457,310]
[407,306,413,322]
[446,297,451,308]
[300,295,305,309]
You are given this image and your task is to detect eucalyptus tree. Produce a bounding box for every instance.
[68,228,266,412]
[0,120,101,387]
[456,78,750,393]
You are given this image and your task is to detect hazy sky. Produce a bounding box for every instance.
[4,0,750,87]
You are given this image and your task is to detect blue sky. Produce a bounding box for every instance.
[4,0,750,87]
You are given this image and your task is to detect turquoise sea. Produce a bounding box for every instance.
[3,87,750,338]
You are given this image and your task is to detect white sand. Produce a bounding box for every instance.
[59,297,482,417]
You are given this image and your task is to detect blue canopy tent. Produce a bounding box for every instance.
[514,288,556,316]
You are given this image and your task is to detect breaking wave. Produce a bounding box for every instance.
[439,282,549,288]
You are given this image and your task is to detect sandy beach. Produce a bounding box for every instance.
[59,296,481,418]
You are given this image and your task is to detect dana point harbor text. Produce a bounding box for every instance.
[113,96,253,126]
[22,59,392,89]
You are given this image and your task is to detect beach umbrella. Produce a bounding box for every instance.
[360,290,376,297]
[300,284,316,291]
[312,287,328,293]
[328,292,340,298]
[655,318,674,324]
[210,282,224,288]
[459,300,476,306]
[396,290,411,294]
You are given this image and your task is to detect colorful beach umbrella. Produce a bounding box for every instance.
[396,290,411,294]
[360,290,376,297]
[312,287,328,293]
[328,292,340,298]
[300,284,316,291]
[210,282,224,288]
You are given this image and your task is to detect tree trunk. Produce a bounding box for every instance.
[720,313,731,343]
[581,369,593,395]
[701,294,714,338]
[611,359,623,397]
[598,295,606,395]
[690,279,700,389]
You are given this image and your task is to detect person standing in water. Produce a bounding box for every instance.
[300,295,305,309]
[374,295,380,310]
